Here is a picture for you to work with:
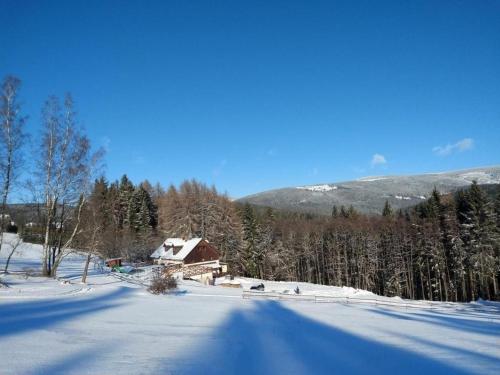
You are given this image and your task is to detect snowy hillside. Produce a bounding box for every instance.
[238,166,500,215]
[1,235,499,374]
[297,184,338,192]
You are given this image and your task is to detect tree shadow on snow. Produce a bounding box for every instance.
[164,300,473,375]
[366,306,500,337]
[0,287,132,338]
[376,327,500,371]
[29,345,110,375]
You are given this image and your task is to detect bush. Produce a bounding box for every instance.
[20,231,45,244]
[148,276,177,295]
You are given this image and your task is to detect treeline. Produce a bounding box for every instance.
[74,176,159,261]
[238,182,500,302]
[80,175,499,302]
[75,178,242,263]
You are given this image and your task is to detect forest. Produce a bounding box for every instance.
[2,75,499,302]
[19,168,500,303]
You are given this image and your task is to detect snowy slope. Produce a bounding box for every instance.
[1,236,499,374]
[238,166,500,215]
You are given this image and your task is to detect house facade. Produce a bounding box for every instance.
[150,238,227,284]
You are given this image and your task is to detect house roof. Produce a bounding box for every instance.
[150,238,203,261]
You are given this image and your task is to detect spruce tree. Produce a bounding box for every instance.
[91,177,110,230]
[340,205,348,218]
[494,189,500,228]
[382,200,393,217]
[438,197,466,301]
[428,188,441,219]
[240,203,260,277]
[348,205,358,219]
[457,181,498,299]
[258,207,275,279]
[118,175,134,228]
[331,205,339,218]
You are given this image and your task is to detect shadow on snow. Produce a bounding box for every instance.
[366,306,500,337]
[165,300,475,375]
[0,287,131,338]
[29,346,110,375]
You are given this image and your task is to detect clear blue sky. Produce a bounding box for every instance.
[1,0,499,198]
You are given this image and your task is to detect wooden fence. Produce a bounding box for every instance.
[242,290,460,310]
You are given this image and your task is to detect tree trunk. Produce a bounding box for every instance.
[469,270,475,301]
[50,196,85,277]
[4,245,17,273]
[42,198,57,276]
[82,252,92,283]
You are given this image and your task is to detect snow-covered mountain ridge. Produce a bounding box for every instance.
[238,166,500,215]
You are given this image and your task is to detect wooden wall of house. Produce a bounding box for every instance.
[184,240,219,264]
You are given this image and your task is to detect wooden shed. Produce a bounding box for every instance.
[105,258,122,268]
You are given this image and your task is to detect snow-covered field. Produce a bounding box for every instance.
[1,234,499,375]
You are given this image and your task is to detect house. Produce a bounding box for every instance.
[150,238,227,284]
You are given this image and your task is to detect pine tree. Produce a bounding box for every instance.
[415,188,441,219]
[348,205,358,219]
[331,205,339,218]
[382,200,393,217]
[494,189,500,228]
[428,188,442,219]
[240,203,260,277]
[91,177,110,228]
[118,175,134,228]
[340,205,348,218]
[258,207,275,279]
[438,197,466,301]
[457,181,498,299]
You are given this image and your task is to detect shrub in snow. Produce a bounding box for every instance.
[148,277,177,295]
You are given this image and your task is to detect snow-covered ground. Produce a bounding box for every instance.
[296,184,337,192]
[1,234,499,375]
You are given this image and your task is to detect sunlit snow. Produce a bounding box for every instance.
[296,184,337,192]
[1,234,499,375]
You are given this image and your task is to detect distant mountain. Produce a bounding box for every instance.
[237,166,500,215]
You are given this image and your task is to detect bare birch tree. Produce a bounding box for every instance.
[32,94,102,277]
[0,76,27,255]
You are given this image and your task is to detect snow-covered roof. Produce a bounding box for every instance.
[150,245,165,259]
[164,238,186,247]
[150,238,203,261]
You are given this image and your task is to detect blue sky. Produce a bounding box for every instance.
[1,0,499,198]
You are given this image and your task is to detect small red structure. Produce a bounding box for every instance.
[105,258,122,268]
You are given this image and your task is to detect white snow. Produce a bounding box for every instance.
[395,195,412,200]
[150,237,203,261]
[458,171,500,185]
[296,184,337,192]
[357,176,388,182]
[1,233,499,375]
